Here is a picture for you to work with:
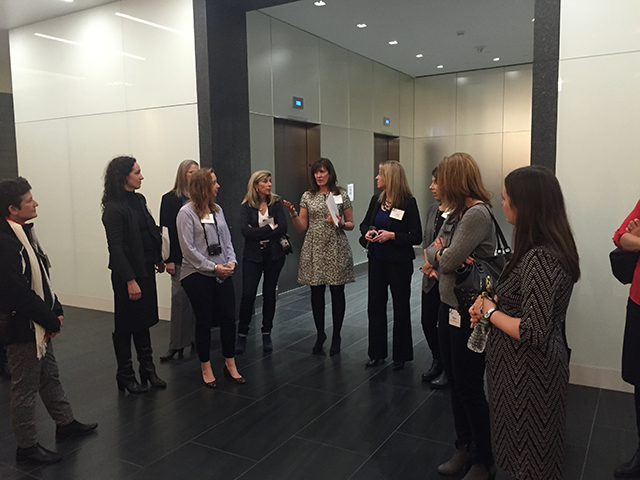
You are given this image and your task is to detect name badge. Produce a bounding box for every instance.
[390,208,405,220]
[449,308,461,328]
[333,194,343,205]
[201,214,215,224]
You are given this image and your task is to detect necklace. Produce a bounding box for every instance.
[381,199,392,211]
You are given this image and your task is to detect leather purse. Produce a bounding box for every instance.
[610,247,639,285]
[280,234,293,255]
[454,204,512,313]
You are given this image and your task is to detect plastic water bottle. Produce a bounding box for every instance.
[467,319,490,353]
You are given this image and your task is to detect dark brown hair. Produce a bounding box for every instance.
[309,158,341,195]
[102,156,136,207]
[437,152,491,218]
[0,177,31,217]
[502,165,580,282]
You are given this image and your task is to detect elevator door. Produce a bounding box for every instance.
[274,118,321,292]
[373,133,400,195]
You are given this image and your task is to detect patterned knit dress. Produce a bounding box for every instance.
[486,247,573,480]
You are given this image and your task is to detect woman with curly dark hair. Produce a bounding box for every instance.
[101,156,166,394]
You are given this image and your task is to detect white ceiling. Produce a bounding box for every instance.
[0,0,535,78]
[260,0,535,77]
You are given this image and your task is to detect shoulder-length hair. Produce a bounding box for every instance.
[102,155,136,207]
[242,170,280,209]
[378,160,412,207]
[502,165,580,282]
[189,168,219,219]
[309,158,341,195]
[172,159,198,198]
[437,152,491,218]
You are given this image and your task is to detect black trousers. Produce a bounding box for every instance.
[367,258,414,362]
[238,253,285,336]
[438,302,492,467]
[182,273,236,362]
[421,285,441,362]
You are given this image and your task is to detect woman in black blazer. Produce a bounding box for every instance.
[101,156,166,394]
[158,160,199,361]
[235,170,288,354]
[359,160,422,370]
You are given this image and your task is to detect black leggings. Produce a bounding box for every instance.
[310,284,346,338]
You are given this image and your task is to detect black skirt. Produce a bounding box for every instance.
[111,263,159,334]
[622,298,640,386]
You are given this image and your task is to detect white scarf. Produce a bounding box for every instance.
[8,220,53,359]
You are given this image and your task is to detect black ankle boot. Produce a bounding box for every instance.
[113,333,147,394]
[422,358,443,382]
[329,336,341,356]
[133,330,166,389]
[615,448,640,478]
[312,332,327,354]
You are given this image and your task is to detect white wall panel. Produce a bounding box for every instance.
[348,129,373,266]
[348,52,373,132]
[399,136,414,191]
[455,133,503,206]
[414,74,456,138]
[557,50,640,388]
[399,74,414,138]
[319,39,349,128]
[502,131,531,175]
[413,136,455,218]
[373,63,400,136]
[121,0,196,110]
[247,12,273,116]
[271,19,319,123]
[456,69,504,135]
[504,65,532,132]
[15,119,76,294]
[10,3,127,123]
[67,112,129,302]
[560,0,640,61]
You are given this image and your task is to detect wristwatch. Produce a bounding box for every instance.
[482,307,496,321]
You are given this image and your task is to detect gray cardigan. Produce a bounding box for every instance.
[426,203,496,308]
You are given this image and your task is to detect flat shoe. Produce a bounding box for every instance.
[392,361,405,371]
[56,420,98,441]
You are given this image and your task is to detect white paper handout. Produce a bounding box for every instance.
[326,193,341,227]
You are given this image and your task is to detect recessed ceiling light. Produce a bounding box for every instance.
[61,0,74,3]
[532,18,535,22]
[416,54,423,58]
[437,65,444,69]
[388,40,398,45]
[357,23,367,28]
[493,57,500,61]
[314,1,326,6]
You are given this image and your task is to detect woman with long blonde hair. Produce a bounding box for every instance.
[234,170,288,354]
[176,168,244,388]
[359,160,422,371]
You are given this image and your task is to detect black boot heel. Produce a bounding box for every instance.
[312,333,327,355]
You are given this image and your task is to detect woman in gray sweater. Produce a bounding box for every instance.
[426,153,496,480]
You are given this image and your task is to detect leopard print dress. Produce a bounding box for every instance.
[297,190,355,286]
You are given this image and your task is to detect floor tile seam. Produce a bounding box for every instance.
[580,388,601,480]
[394,429,453,447]
[187,439,262,464]
[283,380,350,400]
[289,434,369,457]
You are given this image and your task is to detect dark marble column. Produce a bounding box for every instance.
[0,93,18,180]
[530,0,561,171]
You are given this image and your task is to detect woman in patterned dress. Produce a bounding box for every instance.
[283,158,355,355]
[470,165,580,480]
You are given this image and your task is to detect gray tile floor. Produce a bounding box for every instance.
[0,262,636,479]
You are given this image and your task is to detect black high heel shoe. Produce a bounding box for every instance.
[223,364,245,384]
[159,349,184,361]
[116,375,148,394]
[365,358,385,368]
[312,333,327,355]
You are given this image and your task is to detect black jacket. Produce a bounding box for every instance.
[159,190,185,265]
[358,194,422,263]
[102,193,162,283]
[240,200,288,262]
[0,218,62,344]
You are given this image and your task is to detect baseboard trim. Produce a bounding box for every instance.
[570,363,632,393]
[57,294,171,321]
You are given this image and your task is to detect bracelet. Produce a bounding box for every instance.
[437,246,445,258]
[291,212,298,218]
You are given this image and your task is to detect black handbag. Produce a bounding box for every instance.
[453,205,512,313]
[610,247,639,285]
[0,312,13,345]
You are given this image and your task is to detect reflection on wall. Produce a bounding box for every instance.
[557,0,640,392]
[9,0,198,317]
[414,66,532,235]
